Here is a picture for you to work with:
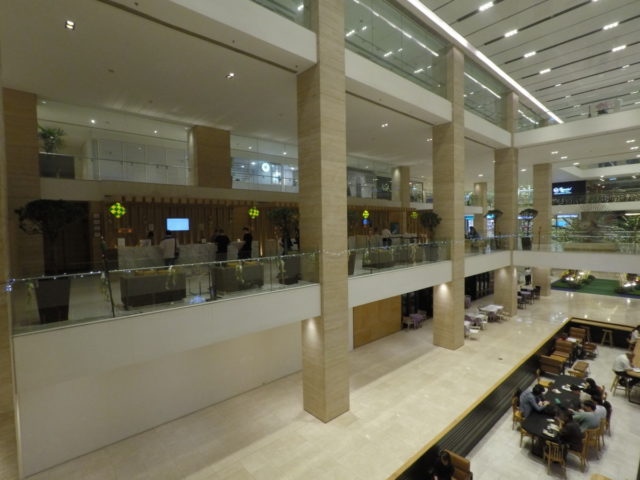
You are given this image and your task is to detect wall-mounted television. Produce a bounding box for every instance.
[166,218,190,231]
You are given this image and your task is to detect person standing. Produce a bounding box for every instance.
[381,226,392,247]
[213,229,230,261]
[238,227,253,259]
[159,231,178,266]
[524,267,532,285]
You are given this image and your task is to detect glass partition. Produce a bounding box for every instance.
[517,233,640,254]
[250,0,311,27]
[464,58,509,128]
[8,252,319,335]
[516,103,546,131]
[348,240,450,276]
[345,0,448,97]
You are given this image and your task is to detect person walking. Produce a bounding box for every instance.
[160,231,178,266]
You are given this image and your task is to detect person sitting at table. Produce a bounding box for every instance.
[590,395,607,423]
[519,384,549,418]
[629,325,640,348]
[557,409,583,455]
[431,450,454,480]
[580,377,605,402]
[572,400,600,432]
[613,351,638,387]
[567,385,582,409]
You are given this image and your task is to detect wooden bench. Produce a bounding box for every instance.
[539,355,564,376]
[444,450,473,480]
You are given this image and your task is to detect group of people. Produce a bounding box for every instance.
[516,376,612,457]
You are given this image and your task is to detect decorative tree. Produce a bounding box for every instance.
[266,207,298,254]
[419,211,441,240]
[519,208,538,250]
[38,126,66,153]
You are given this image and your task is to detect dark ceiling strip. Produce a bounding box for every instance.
[484,0,591,46]
[453,0,505,24]
[547,79,637,104]
[535,61,640,92]
[521,40,640,80]
[93,0,297,74]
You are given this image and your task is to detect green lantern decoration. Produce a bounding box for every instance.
[410,211,418,220]
[109,202,126,219]
[248,206,260,219]
[362,210,369,219]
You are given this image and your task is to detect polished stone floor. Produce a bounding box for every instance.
[26,289,640,480]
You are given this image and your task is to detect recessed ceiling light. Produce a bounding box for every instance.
[555,83,562,87]
[478,2,493,12]
[90,119,96,124]
[628,79,636,83]
[631,91,639,95]
[631,146,639,150]
[603,22,619,30]
[383,51,393,57]
[154,130,158,134]
[622,64,630,69]
[612,45,626,52]
[539,68,551,75]
[40,100,47,104]
[297,4,304,11]
[248,146,253,150]
[478,173,484,177]
[345,29,356,37]
[520,168,527,172]
[565,95,571,98]
[365,166,369,169]
[626,139,636,143]
[414,68,425,74]
[573,162,580,166]
[283,151,287,155]
[524,51,536,58]
[426,138,432,142]
[65,20,75,30]
[504,29,518,38]
[361,25,367,31]
[250,161,256,165]
[551,151,559,155]
[561,155,568,159]
[225,72,235,79]
[381,123,389,128]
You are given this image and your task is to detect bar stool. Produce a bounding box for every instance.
[601,329,613,346]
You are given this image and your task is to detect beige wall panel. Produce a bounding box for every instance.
[192,126,231,189]
[353,296,401,348]
[532,163,552,295]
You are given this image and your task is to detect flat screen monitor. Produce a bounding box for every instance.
[166,218,189,232]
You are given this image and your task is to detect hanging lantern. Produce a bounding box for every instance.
[248,206,260,219]
[109,202,126,218]
[362,210,369,219]
[410,211,418,219]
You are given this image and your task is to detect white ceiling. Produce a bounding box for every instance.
[1,0,638,190]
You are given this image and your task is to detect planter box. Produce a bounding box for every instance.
[120,271,186,309]
[36,278,71,323]
[213,262,264,293]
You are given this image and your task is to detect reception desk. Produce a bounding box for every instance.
[117,243,216,269]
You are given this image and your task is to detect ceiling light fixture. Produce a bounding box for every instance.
[478,174,484,177]
[622,64,630,69]
[414,68,425,74]
[504,29,518,38]
[551,151,559,155]
[361,25,367,31]
[478,2,493,12]
[383,51,393,57]
[404,0,563,123]
[573,162,580,166]
[561,155,568,159]
[381,123,389,128]
[612,45,626,52]
[346,29,356,37]
[426,138,432,142]
[297,4,304,11]
[154,130,158,134]
[603,22,619,30]
[626,139,636,143]
[225,72,235,79]
[539,68,551,75]
[555,83,562,87]
[65,20,75,30]
[631,146,639,150]
[520,168,527,172]
[524,51,536,58]
[90,119,96,124]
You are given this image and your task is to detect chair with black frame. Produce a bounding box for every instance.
[517,293,526,310]
[533,285,541,300]
[567,432,590,472]
[543,440,565,474]
[511,392,523,430]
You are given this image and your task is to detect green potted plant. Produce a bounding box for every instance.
[419,210,442,261]
[38,126,65,153]
[15,199,87,323]
[484,209,503,249]
[267,207,301,284]
[519,208,538,250]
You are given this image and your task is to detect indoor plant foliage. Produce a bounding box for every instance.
[267,207,299,254]
[419,210,441,240]
[519,208,538,250]
[38,125,66,153]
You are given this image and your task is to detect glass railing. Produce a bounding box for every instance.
[6,252,319,335]
[345,0,448,98]
[464,235,512,256]
[348,241,450,276]
[552,191,640,205]
[516,234,640,254]
[464,58,508,128]
[250,0,311,28]
[40,154,191,186]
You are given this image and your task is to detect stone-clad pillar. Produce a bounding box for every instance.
[393,166,410,233]
[0,67,19,480]
[191,126,231,189]
[473,182,487,236]
[3,88,43,277]
[533,163,552,295]
[297,0,349,422]
[493,93,519,314]
[432,47,465,350]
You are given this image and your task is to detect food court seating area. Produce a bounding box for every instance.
[517,285,541,309]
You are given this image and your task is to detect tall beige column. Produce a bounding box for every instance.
[432,47,465,350]
[297,0,349,422]
[0,65,19,480]
[473,182,487,236]
[3,88,43,277]
[191,126,231,189]
[493,93,519,314]
[392,166,410,233]
[532,163,552,295]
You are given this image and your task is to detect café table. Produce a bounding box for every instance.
[544,375,584,410]
[521,412,561,456]
[467,313,486,329]
[479,304,503,314]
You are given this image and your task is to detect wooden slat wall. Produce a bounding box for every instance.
[353,296,402,348]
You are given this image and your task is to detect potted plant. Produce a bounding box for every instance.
[15,199,87,323]
[484,209,503,249]
[519,208,538,250]
[267,207,301,283]
[419,210,441,261]
[38,126,65,153]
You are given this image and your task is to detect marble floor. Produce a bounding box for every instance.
[26,289,640,480]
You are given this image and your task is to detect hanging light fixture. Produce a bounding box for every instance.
[248,206,260,219]
[109,202,126,218]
